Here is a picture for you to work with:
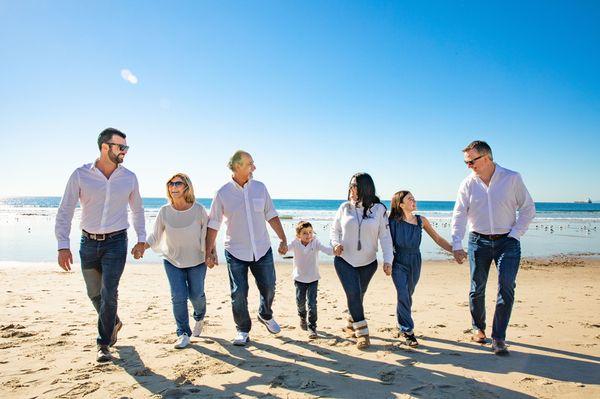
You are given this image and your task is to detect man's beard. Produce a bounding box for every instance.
[109,151,124,165]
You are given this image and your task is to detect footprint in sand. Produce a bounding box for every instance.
[57,381,100,398]
[378,366,397,385]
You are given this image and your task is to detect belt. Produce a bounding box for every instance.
[82,229,127,241]
[473,232,509,240]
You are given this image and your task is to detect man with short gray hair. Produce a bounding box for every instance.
[451,140,535,355]
[206,150,287,346]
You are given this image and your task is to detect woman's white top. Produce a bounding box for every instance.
[146,203,208,268]
[330,201,393,267]
[287,238,333,283]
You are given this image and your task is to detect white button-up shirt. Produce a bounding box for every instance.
[287,238,333,283]
[55,162,146,249]
[451,163,536,251]
[208,178,278,262]
[330,202,394,266]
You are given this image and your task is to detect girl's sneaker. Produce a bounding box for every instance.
[403,332,419,347]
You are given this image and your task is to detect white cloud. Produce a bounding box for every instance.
[120,69,138,84]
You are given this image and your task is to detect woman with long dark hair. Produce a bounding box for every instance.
[388,190,452,347]
[330,173,393,349]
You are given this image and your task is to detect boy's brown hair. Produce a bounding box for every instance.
[295,221,313,235]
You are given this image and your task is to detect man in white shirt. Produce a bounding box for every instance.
[55,128,147,362]
[206,150,288,346]
[451,140,535,355]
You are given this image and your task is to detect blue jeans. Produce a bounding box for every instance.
[334,256,377,323]
[468,233,521,341]
[295,280,318,329]
[391,259,421,333]
[224,248,276,333]
[163,260,207,337]
[79,232,127,346]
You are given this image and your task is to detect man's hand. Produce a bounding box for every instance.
[58,249,73,271]
[206,248,218,268]
[278,241,288,255]
[131,242,146,259]
[453,249,467,264]
[333,244,343,256]
[383,263,392,276]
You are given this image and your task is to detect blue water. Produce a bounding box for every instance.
[1,196,599,263]
[2,196,600,218]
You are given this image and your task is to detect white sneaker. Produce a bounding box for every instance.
[257,314,281,334]
[192,320,204,337]
[174,333,190,349]
[232,331,250,346]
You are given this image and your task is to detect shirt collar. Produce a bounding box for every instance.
[230,177,252,190]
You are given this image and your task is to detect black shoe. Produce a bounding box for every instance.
[492,339,509,355]
[96,345,112,363]
[308,326,318,339]
[403,333,419,347]
[299,318,308,331]
[109,320,123,347]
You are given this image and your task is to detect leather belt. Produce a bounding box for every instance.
[473,232,509,240]
[82,229,127,241]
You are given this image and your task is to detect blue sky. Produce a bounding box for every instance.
[1,1,599,201]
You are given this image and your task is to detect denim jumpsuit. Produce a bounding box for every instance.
[390,215,423,333]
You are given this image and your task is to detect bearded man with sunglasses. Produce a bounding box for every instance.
[55,128,147,362]
[451,140,535,355]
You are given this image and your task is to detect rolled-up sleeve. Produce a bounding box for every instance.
[263,186,278,221]
[129,175,146,243]
[451,179,470,251]
[208,192,224,231]
[509,173,536,240]
[55,170,80,250]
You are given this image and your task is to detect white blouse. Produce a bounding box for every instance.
[147,203,208,268]
[330,201,394,267]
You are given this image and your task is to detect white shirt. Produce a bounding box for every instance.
[330,202,394,266]
[146,203,208,268]
[55,162,146,249]
[208,178,278,262]
[287,238,333,283]
[451,163,536,251]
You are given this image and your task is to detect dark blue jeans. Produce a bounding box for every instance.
[334,256,377,323]
[468,233,521,341]
[79,232,127,346]
[295,280,318,329]
[163,260,207,337]
[224,248,276,333]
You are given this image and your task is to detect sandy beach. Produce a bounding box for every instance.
[1,257,599,398]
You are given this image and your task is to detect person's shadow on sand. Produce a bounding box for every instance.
[398,335,600,385]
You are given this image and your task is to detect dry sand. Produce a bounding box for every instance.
[1,257,599,398]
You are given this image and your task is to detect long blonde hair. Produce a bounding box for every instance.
[166,173,195,205]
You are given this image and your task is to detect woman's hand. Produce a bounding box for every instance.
[383,263,392,276]
[333,244,344,256]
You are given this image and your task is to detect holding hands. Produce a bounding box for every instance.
[278,240,288,256]
[453,249,467,264]
[333,244,343,256]
[132,242,146,259]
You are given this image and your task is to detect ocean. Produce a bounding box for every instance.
[1,197,599,264]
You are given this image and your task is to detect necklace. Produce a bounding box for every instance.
[354,207,363,251]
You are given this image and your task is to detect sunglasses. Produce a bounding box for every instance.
[168,181,186,187]
[107,142,130,152]
[464,154,486,166]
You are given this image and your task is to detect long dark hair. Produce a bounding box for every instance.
[389,190,411,221]
[348,172,383,218]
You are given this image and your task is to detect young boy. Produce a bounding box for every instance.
[286,221,333,339]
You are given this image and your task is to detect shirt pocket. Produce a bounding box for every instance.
[252,198,265,213]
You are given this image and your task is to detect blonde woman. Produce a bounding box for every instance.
[145,173,209,349]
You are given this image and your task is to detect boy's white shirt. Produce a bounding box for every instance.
[287,237,334,283]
